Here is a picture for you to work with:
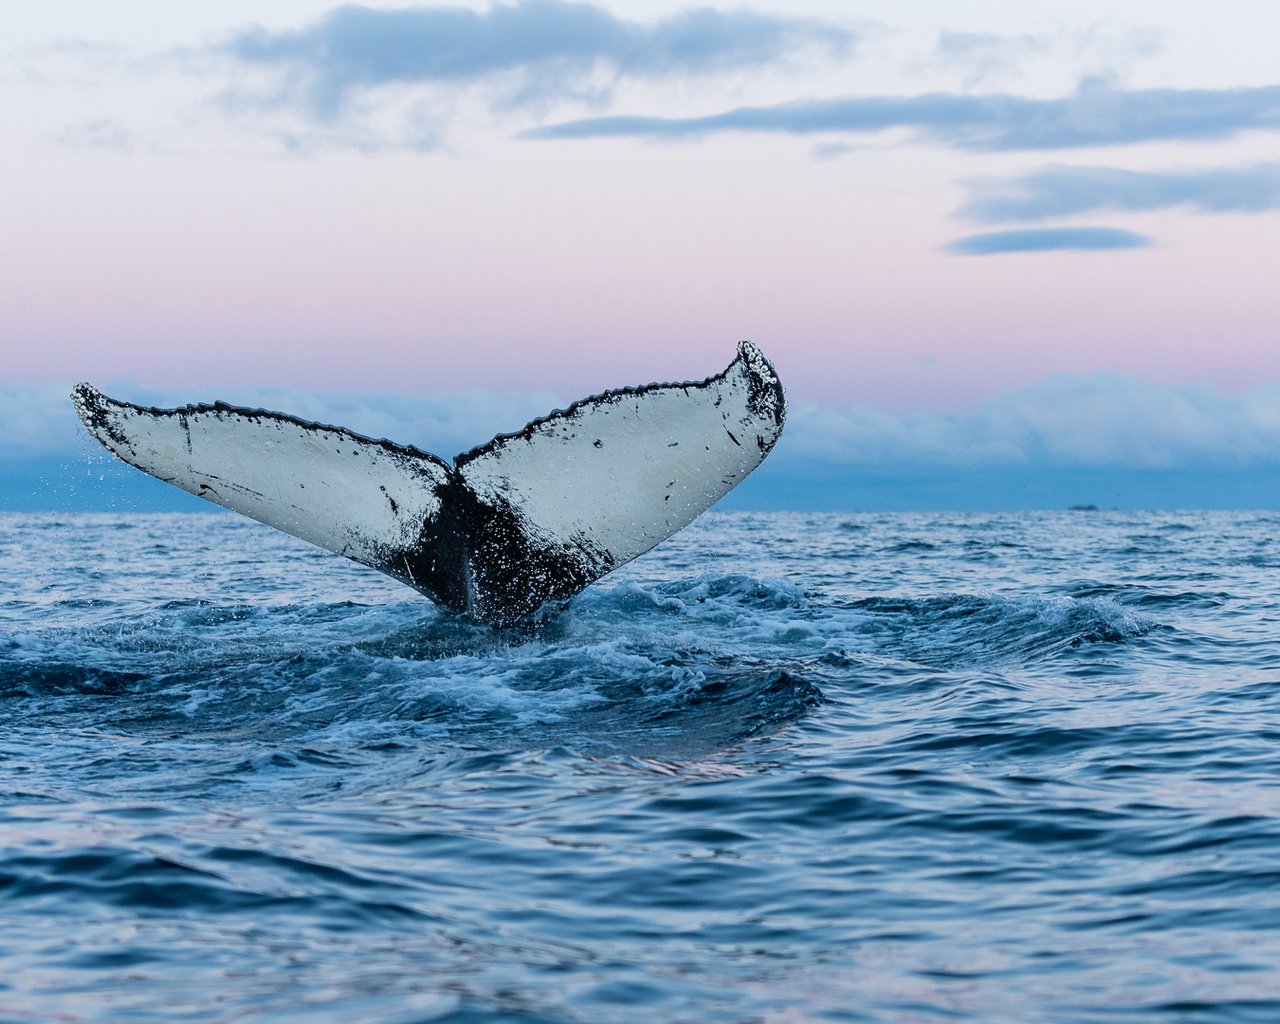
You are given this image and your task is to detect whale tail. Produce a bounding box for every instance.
[72,341,785,626]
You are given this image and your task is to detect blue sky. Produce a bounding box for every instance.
[3,1,1279,510]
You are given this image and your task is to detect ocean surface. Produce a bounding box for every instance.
[1,509,1278,1023]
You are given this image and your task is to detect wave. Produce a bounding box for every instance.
[0,575,830,764]
[2,511,1275,1024]
[841,592,1156,669]
[0,570,1165,775]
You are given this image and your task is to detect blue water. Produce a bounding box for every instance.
[2,509,1278,1023]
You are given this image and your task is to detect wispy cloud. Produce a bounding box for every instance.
[221,1,854,117]
[931,30,1052,86]
[53,118,139,153]
[959,163,1280,222]
[942,226,1151,255]
[528,80,1280,150]
[930,24,1161,87]
[2,38,137,88]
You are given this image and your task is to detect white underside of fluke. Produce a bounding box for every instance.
[72,341,786,625]
[458,342,783,567]
[71,391,449,569]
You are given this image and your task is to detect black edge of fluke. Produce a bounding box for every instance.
[735,340,786,432]
[453,339,785,467]
[72,382,131,451]
[71,382,453,471]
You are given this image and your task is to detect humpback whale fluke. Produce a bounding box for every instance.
[71,341,785,626]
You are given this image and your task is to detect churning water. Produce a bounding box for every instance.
[1,509,1278,1022]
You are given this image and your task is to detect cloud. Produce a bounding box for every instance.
[9,375,1280,510]
[527,80,1280,150]
[942,226,1151,255]
[931,30,1052,86]
[2,39,137,88]
[781,374,1280,470]
[53,118,138,153]
[0,386,88,460]
[931,25,1162,87]
[810,140,855,161]
[13,372,1280,478]
[222,1,854,117]
[959,163,1280,222]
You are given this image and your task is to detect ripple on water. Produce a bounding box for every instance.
[1,510,1278,1023]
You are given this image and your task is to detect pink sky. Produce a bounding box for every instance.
[4,1,1279,416]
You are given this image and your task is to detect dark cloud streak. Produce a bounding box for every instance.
[527,81,1280,151]
[960,163,1280,222]
[943,226,1152,255]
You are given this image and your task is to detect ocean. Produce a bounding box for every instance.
[1,509,1277,1023]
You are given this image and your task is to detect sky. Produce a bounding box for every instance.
[3,0,1279,510]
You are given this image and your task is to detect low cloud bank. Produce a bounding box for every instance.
[6,372,1278,510]
[784,374,1280,470]
[11,373,1280,469]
